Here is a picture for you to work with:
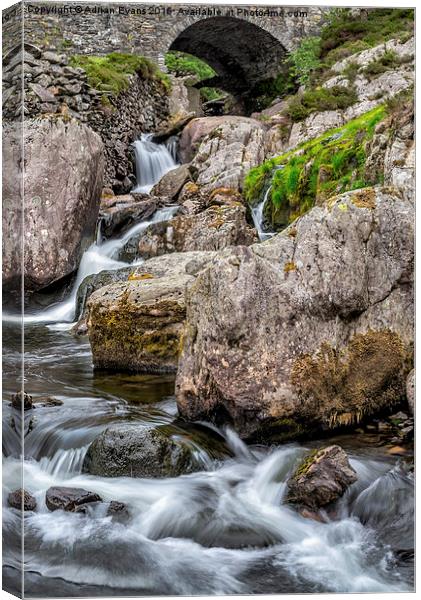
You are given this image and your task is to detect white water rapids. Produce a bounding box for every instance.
[2,133,414,596]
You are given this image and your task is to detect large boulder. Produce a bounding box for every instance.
[3,118,104,291]
[406,369,414,415]
[180,116,261,162]
[190,118,265,193]
[176,187,414,439]
[83,424,200,478]
[86,251,216,372]
[137,205,257,259]
[286,445,357,509]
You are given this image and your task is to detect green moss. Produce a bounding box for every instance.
[290,330,409,430]
[165,51,224,103]
[69,52,171,96]
[244,106,385,230]
[293,449,319,478]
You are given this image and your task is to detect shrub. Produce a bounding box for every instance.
[70,52,171,95]
[289,36,321,86]
[284,85,358,122]
[165,51,216,80]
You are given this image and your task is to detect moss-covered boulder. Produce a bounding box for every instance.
[176,187,413,439]
[86,251,216,373]
[286,445,357,509]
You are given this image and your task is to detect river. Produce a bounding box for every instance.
[2,136,414,597]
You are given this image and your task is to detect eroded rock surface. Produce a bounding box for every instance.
[8,489,37,511]
[138,205,257,259]
[3,118,104,291]
[176,187,414,439]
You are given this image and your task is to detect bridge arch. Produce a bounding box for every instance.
[167,16,289,96]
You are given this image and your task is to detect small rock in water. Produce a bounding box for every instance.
[8,489,37,511]
[45,486,102,512]
[11,391,33,411]
[33,395,63,407]
[286,445,357,509]
[107,501,130,521]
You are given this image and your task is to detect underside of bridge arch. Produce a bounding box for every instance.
[169,17,288,99]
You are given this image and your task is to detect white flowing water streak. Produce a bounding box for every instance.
[132,133,178,193]
[3,206,178,325]
[252,185,276,242]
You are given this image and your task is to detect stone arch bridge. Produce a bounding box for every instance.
[6,3,328,95]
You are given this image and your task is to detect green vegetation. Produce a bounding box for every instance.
[362,49,412,78]
[289,36,321,86]
[165,50,215,80]
[165,51,224,103]
[244,106,385,229]
[69,52,171,96]
[273,8,414,120]
[284,85,358,122]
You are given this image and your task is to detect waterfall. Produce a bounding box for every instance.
[3,133,181,326]
[132,133,178,194]
[252,186,275,242]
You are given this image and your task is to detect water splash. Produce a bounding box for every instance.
[132,134,178,194]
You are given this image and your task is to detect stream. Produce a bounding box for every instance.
[2,135,414,597]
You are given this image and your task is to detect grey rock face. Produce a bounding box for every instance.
[45,487,102,512]
[151,164,191,201]
[83,424,200,478]
[176,187,414,439]
[137,205,257,259]
[190,118,266,193]
[3,118,104,292]
[286,445,357,509]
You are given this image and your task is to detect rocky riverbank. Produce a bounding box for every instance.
[2,8,415,596]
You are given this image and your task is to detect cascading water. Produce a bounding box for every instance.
[132,133,178,194]
[251,185,275,242]
[1,129,414,597]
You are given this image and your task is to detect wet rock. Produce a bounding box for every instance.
[33,396,63,407]
[11,391,33,411]
[83,424,200,478]
[75,267,132,320]
[2,119,104,292]
[153,112,195,143]
[137,205,257,259]
[99,196,159,239]
[107,500,129,519]
[45,486,102,512]
[8,489,37,511]
[176,187,413,439]
[406,369,414,414]
[86,251,215,373]
[151,164,191,201]
[286,445,357,509]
